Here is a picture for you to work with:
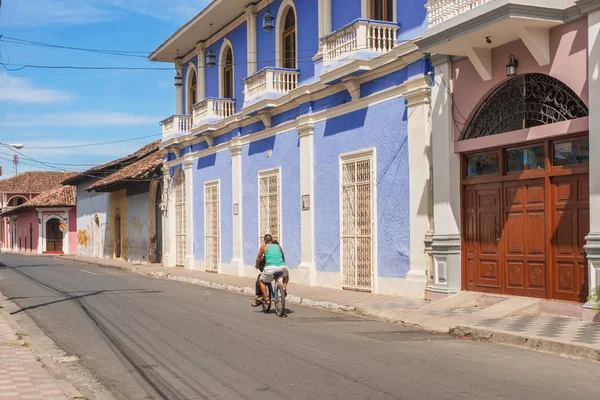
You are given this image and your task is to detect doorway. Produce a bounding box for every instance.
[46,218,63,253]
[114,211,122,258]
[462,136,589,301]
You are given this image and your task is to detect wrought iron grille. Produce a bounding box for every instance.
[342,157,373,291]
[462,73,589,140]
[204,182,220,272]
[174,170,186,266]
[259,171,280,245]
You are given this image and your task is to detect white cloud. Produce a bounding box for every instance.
[0,73,75,104]
[1,111,160,127]
[0,0,209,27]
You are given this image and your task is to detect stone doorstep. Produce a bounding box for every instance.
[54,254,600,361]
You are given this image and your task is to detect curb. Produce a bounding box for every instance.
[54,255,137,272]
[454,325,600,362]
[142,271,358,313]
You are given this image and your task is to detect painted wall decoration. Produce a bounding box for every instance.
[77,230,88,247]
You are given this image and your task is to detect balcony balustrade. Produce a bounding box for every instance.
[192,98,236,126]
[243,67,300,107]
[426,0,492,27]
[161,114,192,139]
[321,19,399,70]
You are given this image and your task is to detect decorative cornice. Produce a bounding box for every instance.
[577,0,600,14]
[297,116,315,137]
[183,159,194,169]
[229,139,243,156]
[402,76,432,106]
[430,54,451,67]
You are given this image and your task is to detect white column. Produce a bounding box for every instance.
[430,57,462,297]
[175,59,184,115]
[196,43,206,101]
[585,7,600,308]
[246,5,258,76]
[162,167,176,267]
[37,213,42,254]
[298,121,316,285]
[230,140,244,275]
[183,160,195,269]
[403,76,432,297]
[317,0,332,54]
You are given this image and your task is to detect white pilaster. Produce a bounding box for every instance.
[584,8,600,308]
[230,140,244,274]
[183,160,195,269]
[175,59,184,115]
[298,120,316,285]
[403,76,432,297]
[246,5,258,76]
[37,214,42,254]
[162,167,176,267]
[196,43,206,101]
[430,57,462,296]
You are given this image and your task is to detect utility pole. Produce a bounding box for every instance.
[12,153,18,176]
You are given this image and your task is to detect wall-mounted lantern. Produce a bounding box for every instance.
[207,23,217,68]
[263,10,275,33]
[174,69,183,87]
[506,54,519,77]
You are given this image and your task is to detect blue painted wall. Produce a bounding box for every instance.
[241,130,301,269]
[397,0,428,42]
[313,98,410,279]
[192,151,233,263]
[332,0,361,31]
[126,191,150,263]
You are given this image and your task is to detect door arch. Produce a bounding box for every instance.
[461,74,589,302]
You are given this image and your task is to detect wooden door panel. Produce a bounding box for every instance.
[551,175,589,302]
[475,185,502,292]
[503,180,546,298]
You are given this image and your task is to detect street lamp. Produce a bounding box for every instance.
[7,143,24,150]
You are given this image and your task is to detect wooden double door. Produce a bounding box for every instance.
[46,219,64,253]
[464,175,589,302]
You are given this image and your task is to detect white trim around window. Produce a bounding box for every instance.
[361,0,397,22]
[275,0,298,69]
[257,167,283,248]
[218,38,235,99]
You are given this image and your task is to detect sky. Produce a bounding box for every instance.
[0,0,211,178]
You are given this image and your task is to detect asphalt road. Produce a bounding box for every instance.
[0,254,598,400]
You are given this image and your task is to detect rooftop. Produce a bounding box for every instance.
[63,140,161,186]
[86,150,164,192]
[1,185,76,217]
[0,172,76,194]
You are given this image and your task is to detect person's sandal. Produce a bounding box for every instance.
[251,298,263,307]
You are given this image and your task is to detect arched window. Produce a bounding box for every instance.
[223,47,233,99]
[370,0,394,21]
[282,8,296,69]
[7,196,27,207]
[462,73,589,140]
[187,69,197,115]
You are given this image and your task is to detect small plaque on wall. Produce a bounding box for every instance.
[233,203,239,215]
[302,195,310,211]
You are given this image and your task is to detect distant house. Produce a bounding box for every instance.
[0,172,75,252]
[0,185,77,255]
[63,141,164,264]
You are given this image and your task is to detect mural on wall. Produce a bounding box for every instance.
[77,230,88,247]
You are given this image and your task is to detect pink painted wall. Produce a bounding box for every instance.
[452,17,589,144]
[15,210,39,254]
[68,207,77,255]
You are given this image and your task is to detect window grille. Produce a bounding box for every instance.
[204,182,220,272]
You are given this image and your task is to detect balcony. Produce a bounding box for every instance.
[417,0,568,80]
[242,68,300,113]
[427,0,492,28]
[161,114,192,140]
[320,19,399,83]
[192,98,236,128]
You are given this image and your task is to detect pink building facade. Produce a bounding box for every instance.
[417,0,600,315]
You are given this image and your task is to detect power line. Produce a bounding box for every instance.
[24,134,161,150]
[0,36,149,58]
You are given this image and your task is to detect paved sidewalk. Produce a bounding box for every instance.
[58,254,600,362]
[0,305,74,399]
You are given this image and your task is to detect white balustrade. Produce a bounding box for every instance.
[244,68,300,103]
[161,114,192,139]
[192,98,236,124]
[321,19,399,66]
[426,0,492,27]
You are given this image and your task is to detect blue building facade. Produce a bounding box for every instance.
[152,0,434,298]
